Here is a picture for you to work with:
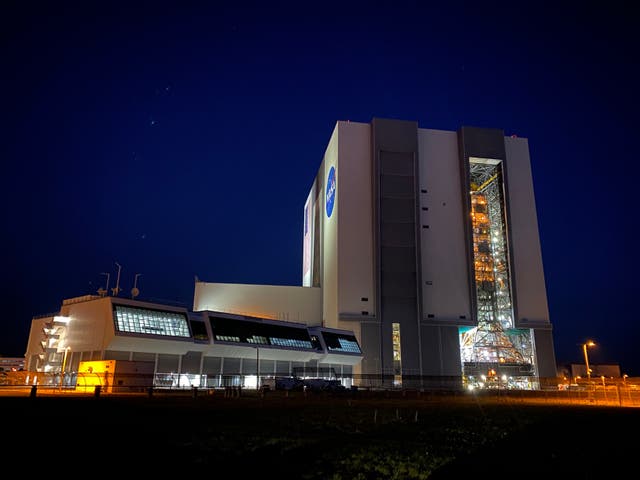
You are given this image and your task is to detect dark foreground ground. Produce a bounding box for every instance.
[1,389,638,479]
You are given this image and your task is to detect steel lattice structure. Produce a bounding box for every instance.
[461,160,536,389]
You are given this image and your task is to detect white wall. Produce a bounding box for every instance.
[61,297,115,352]
[418,129,472,321]
[504,136,550,324]
[193,281,323,325]
[25,317,50,358]
[337,121,374,320]
[321,123,340,328]
[302,188,315,287]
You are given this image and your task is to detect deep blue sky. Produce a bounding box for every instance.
[2,2,637,375]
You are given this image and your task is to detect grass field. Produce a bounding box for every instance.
[2,389,638,478]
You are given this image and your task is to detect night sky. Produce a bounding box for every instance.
[2,2,637,375]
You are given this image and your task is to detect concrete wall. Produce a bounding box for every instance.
[534,328,558,378]
[302,188,315,287]
[420,325,463,376]
[418,128,472,323]
[24,317,51,370]
[61,296,115,352]
[504,136,550,325]
[337,121,374,320]
[321,123,340,329]
[192,281,322,325]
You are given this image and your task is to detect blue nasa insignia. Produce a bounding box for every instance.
[326,166,336,218]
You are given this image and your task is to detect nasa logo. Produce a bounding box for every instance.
[326,166,336,218]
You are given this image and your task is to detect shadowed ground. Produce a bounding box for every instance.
[1,389,637,478]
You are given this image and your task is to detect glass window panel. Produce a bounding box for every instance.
[114,305,190,338]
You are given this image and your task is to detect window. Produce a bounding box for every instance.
[114,305,190,338]
[190,320,209,342]
[209,315,314,349]
[321,331,361,353]
[392,323,402,386]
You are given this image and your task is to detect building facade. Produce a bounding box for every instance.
[301,118,556,389]
[22,117,556,391]
[23,294,362,390]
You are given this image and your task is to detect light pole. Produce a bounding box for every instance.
[112,262,122,296]
[582,340,595,381]
[256,346,260,390]
[60,346,70,390]
[100,272,110,296]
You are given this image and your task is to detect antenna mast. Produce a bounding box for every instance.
[99,272,110,297]
[112,262,122,296]
[131,273,142,299]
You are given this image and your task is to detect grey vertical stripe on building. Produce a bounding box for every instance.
[371,118,422,383]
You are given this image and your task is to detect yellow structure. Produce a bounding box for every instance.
[76,359,154,393]
[77,360,116,393]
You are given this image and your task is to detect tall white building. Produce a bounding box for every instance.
[300,118,556,389]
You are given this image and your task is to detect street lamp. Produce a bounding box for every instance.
[582,340,595,381]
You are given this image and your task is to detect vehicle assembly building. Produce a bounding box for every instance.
[23,118,556,391]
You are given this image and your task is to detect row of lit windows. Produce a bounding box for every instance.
[328,338,361,353]
[270,337,313,349]
[214,334,313,349]
[216,335,240,342]
[246,336,269,344]
[114,306,191,337]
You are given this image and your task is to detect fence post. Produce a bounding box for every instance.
[617,385,622,407]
